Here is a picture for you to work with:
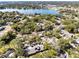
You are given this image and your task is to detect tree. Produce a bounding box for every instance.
[58,38,73,51]
[0,41,5,48]
[44,21,54,30]
[29,35,41,44]
[65,24,76,33]
[0,20,6,26]
[0,31,16,44]
[50,16,56,23]
[20,21,37,34]
[10,37,24,57]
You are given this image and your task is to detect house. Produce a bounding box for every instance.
[59,52,68,58]
[41,36,58,47]
[57,49,68,58]
[6,22,13,25]
[2,48,16,58]
[24,44,44,55]
[55,20,61,25]
[37,31,45,37]
[60,30,73,39]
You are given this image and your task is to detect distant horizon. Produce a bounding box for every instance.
[0,0,79,2]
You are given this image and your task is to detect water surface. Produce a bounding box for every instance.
[0,9,59,15]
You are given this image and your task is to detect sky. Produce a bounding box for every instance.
[0,0,79,1]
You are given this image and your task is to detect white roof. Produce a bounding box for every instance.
[75,39,79,44]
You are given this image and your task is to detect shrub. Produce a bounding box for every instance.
[43,42,52,50]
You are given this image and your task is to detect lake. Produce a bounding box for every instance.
[0,9,59,15]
